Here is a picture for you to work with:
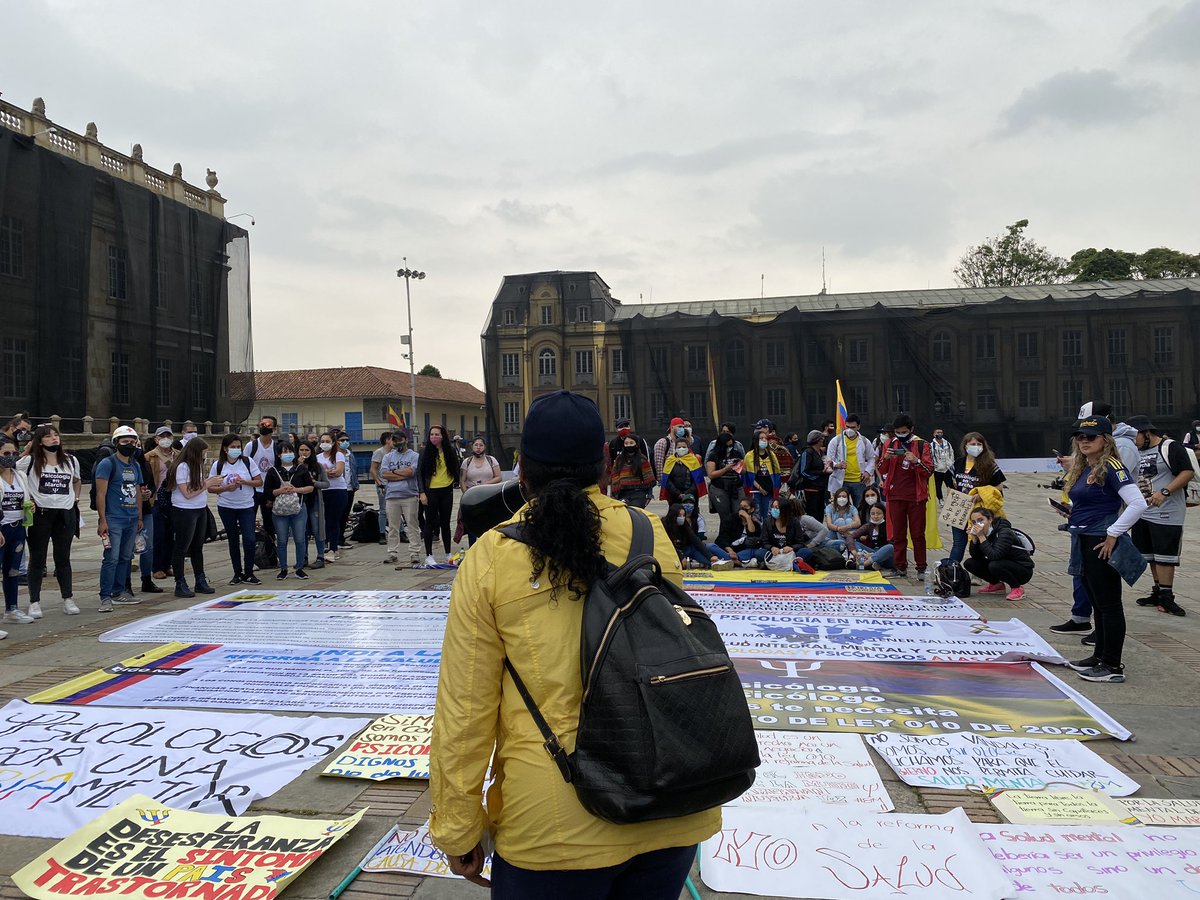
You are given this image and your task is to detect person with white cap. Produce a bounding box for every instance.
[94,426,145,613]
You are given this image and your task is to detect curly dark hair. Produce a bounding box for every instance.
[519,456,607,601]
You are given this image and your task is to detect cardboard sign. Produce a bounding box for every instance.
[1123,797,1200,826]
[12,794,363,900]
[362,822,492,880]
[728,732,892,812]
[989,789,1130,824]
[0,700,368,838]
[865,732,1139,795]
[322,714,433,780]
[701,807,1012,899]
[939,488,975,530]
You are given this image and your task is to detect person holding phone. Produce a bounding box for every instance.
[875,415,933,579]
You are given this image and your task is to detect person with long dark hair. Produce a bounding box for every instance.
[297,440,328,571]
[610,432,656,508]
[418,424,460,565]
[209,433,262,586]
[16,425,82,616]
[743,428,781,524]
[661,501,731,569]
[1,434,34,628]
[948,431,1006,563]
[964,507,1034,600]
[317,431,349,561]
[263,441,314,580]
[430,391,718,895]
[165,437,222,598]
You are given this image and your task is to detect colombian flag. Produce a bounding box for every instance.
[835,379,847,434]
[387,405,403,428]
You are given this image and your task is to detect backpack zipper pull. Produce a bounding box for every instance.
[673,605,692,626]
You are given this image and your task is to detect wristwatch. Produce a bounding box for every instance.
[1160,488,1171,497]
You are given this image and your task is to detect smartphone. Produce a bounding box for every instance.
[1048,497,1071,516]
[888,447,906,456]
[1051,448,1061,457]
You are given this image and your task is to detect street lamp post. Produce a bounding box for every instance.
[396,260,425,437]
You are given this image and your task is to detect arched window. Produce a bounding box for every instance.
[538,348,557,377]
[931,330,953,365]
[726,339,746,371]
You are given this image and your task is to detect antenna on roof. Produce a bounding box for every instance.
[761,274,764,299]
[819,247,827,296]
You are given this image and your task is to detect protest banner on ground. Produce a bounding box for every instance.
[976,823,1200,897]
[714,613,1065,664]
[197,590,451,613]
[939,488,976,530]
[729,731,892,812]
[701,806,1011,899]
[988,789,1131,824]
[690,591,979,620]
[1124,797,1200,826]
[322,714,433,781]
[0,700,368,838]
[98,609,448,649]
[865,732,1139,795]
[686,571,902,595]
[12,794,364,900]
[362,822,492,880]
[735,658,1131,740]
[27,643,441,715]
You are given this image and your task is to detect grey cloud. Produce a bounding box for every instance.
[486,199,576,227]
[1131,0,1200,65]
[590,131,865,177]
[997,69,1161,135]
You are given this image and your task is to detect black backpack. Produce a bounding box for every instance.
[351,508,381,543]
[933,559,972,599]
[500,507,759,824]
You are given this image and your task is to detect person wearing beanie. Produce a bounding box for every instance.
[788,430,829,522]
[430,391,718,893]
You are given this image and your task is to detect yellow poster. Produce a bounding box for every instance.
[989,789,1129,825]
[13,794,364,900]
[322,714,433,780]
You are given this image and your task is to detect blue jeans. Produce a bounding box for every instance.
[825,537,848,553]
[681,546,710,567]
[949,526,967,563]
[273,512,307,571]
[375,485,388,534]
[855,540,894,568]
[844,481,867,507]
[137,515,154,582]
[1071,575,1092,622]
[752,492,772,525]
[303,500,324,566]
[737,548,767,564]
[491,845,696,900]
[99,517,139,599]
[2,522,26,611]
[218,505,257,577]
[705,543,731,560]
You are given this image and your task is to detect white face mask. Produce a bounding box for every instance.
[844,428,857,439]
[676,516,686,525]
[836,497,849,507]
[865,495,878,505]
[320,442,333,452]
[675,447,688,457]
[966,444,983,458]
[871,517,885,526]
[157,438,173,449]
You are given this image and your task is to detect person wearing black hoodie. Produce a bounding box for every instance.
[963,507,1034,601]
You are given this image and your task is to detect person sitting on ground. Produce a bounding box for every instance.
[662,502,732,570]
[850,503,893,571]
[963,507,1034,601]
[823,487,861,554]
[724,498,762,567]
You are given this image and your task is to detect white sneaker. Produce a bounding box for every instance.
[711,559,735,571]
[0,629,7,640]
[27,601,43,619]
[424,554,437,567]
[63,599,81,615]
[326,552,339,562]
[3,609,36,624]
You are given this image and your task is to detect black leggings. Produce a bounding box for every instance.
[28,506,75,602]
[422,486,453,555]
[964,556,1033,588]
[1080,533,1125,668]
[172,507,208,583]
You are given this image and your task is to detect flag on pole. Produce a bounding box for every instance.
[387,405,403,428]
[835,380,848,434]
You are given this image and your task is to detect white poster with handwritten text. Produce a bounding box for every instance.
[701,806,1011,899]
[729,731,892,812]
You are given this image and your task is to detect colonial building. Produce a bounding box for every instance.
[481,271,1200,457]
[0,96,252,427]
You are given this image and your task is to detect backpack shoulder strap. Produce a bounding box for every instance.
[627,506,654,559]
[503,658,573,782]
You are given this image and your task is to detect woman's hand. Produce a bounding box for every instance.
[446,843,490,887]
[1095,535,1118,560]
[419,492,428,506]
[205,476,225,490]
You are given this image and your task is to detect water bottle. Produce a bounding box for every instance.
[134,529,147,554]
[924,568,935,596]
[856,552,865,571]
[21,500,34,528]
[101,532,112,550]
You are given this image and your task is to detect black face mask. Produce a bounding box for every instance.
[0,456,16,469]
[259,426,274,436]
[14,429,30,442]
[43,442,61,452]
[116,443,137,457]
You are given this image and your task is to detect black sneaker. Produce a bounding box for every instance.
[295,569,309,579]
[1081,632,1096,646]
[276,569,288,580]
[310,559,325,570]
[399,532,409,543]
[916,567,927,577]
[1049,619,1092,634]
[1077,663,1125,683]
[1136,587,1161,607]
[1158,598,1187,617]
[229,575,244,586]
[1067,655,1101,672]
[194,581,216,595]
[140,579,164,594]
[242,573,262,585]
[175,581,195,599]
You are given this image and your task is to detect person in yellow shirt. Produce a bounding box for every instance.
[417,424,460,565]
[430,390,719,897]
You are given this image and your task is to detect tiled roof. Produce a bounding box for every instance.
[231,367,485,405]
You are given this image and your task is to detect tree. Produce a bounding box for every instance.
[418,364,442,378]
[1134,247,1200,279]
[953,219,1068,288]
[1064,248,1136,282]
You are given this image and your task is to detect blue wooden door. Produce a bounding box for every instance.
[344,412,363,442]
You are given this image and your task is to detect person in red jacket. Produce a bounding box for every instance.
[876,414,934,579]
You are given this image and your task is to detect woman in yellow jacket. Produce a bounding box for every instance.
[430,390,719,897]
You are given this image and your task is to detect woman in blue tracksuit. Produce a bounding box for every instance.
[1062,416,1147,684]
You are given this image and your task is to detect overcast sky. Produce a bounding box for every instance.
[7,0,1199,386]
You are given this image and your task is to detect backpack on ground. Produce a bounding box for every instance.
[810,545,848,570]
[500,507,759,824]
[351,508,381,543]
[933,559,971,599]
[1160,438,1200,508]
[254,528,277,569]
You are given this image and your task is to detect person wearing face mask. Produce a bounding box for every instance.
[380,432,422,568]
[743,429,782,525]
[964,507,1034,601]
[652,418,689,483]
[263,442,315,580]
[1,415,32,449]
[370,432,396,546]
[762,497,829,569]
[606,419,653,492]
[662,502,731,570]
[705,431,745,522]
[1185,420,1200,451]
[145,426,178,580]
[418,424,461,565]
[166,438,224,598]
[858,487,886,521]
[247,416,283,548]
[875,415,934,580]
[17,425,82,616]
[823,488,861,554]
[609,434,655,508]
[459,438,502,546]
[660,438,706,506]
[948,432,1006,564]
[316,431,349,560]
[850,504,894,571]
[209,434,263,586]
[336,432,359,548]
[93,427,146,612]
[930,427,955,501]
[722,499,763,566]
[826,414,876,508]
[1,435,34,629]
[296,440,329,570]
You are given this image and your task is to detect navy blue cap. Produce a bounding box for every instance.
[521,391,605,465]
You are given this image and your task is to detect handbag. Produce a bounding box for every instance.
[765,549,796,571]
[270,468,303,517]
